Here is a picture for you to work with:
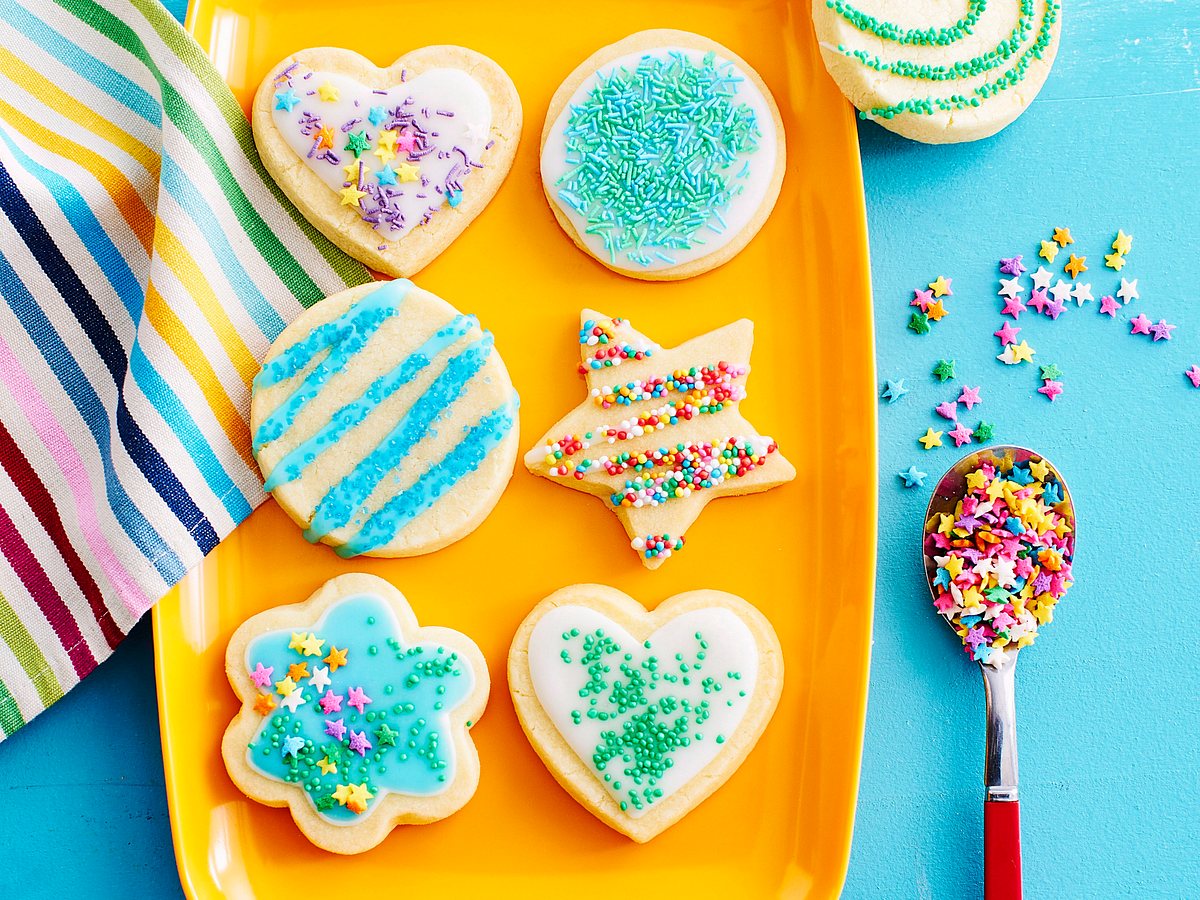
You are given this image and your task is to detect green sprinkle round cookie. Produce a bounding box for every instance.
[540,30,786,281]
[813,0,1062,143]
[250,279,519,558]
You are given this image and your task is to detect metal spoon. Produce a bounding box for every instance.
[922,445,1076,900]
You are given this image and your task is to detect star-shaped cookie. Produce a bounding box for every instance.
[525,312,795,569]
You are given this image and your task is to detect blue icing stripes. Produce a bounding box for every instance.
[337,393,520,558]
[304,334,496,544]
[262,314,478,491]
[244,592,475,824]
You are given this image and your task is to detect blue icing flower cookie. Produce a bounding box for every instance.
[251,279,520,558]
[222,573,489,854]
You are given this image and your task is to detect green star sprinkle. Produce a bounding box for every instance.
[344,130,370,158]
[932,359,957,382]
[908,312,931,335]
[974,420,995,443]
[1039,363,1064,380]
[375,723,399,747]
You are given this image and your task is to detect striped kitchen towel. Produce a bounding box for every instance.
[0,0,371,739]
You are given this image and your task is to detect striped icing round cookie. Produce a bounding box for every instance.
[250,280,519,558]
[813,0,1062,143]
[540,30,785,281]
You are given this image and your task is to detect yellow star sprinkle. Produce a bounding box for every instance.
[373,144,395,164]
[300,633,326,657]
[1104,251,1126,271]
[1052,227,1073,247]
[918,428,943,450]
[274,676,296,697]
[342,160,362,182]
[288,632,307,651]
[376,129,398,154]
[937,513,955,536]
[317,82,339,102]
[333,783,353,806]
[394,162,420,183]
[1028,458,1050,482]
[1064,254,1087,278]
[1038,240,1059,262]
[324,645,349,673]
[942,555,964,579]
[928,275,952,297]
[317,757,338,776]
[986,478,1006,502]
[1009,340,1035,364]
[966,470,988,492]
[346,782,374,814]
[925,299,948,321]
[1112,229,1133,255]
[287,662,310,681]
[339,184,367,207]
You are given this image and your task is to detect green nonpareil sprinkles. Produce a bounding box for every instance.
[556,51,762,268]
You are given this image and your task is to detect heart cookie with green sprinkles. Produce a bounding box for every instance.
[222,573,489,854]
[508,584,784,842]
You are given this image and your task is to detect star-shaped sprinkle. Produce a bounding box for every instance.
[348,730,372,757]
[396,128,417,154]
[908,312,930,334]
[958,386,982,410]
[998,341,1035,365]
[997,277,1023,299]
[287,662,310,682]
[1150,319,1176,342]
[344,130,370,158]
[1098,295,1119,317]
[324,645,348,672]
[1039,240,1059,262]
[881,379,908,403]
[1129,313,1153,335]
[253,693,276,715]
[279,689,306,713]
[346,782,373,814]
[999,255,1026,276]
[1029,458,1050,481]
[274,676,296,697]
[1044,296,1066,320]
[319,690,343,714]
[1112,229,1133,255]
[1030,266,1052,290]
[900,466,927,488]
[928,276,953,297]
[1186,366,1200,388]
[994,322,1021,346]
[346,685,372,713]
[394,162,420,183]
[1001,295,1027,319]
[932,359,957,382]
[324,718,346,740]
[375,723,400,747]
[316,125,335,150]
[1050,280,1073,304]
[926,299,948,322]
[1052,227,1074,247]
[367,105,387,126]
[288,632,308,652]
[333,783,353,806]
[1038,380,1063,402]
[317,82,339,102]
[342,159,363,183]
[1039,363,1064,381]
[1117,278,1139,304]
[948,422,974,447]
[282,735,305,758]
[974,421,995,443]
[299,633,325,657]
[1025,289,1048,315]
[1064,254,1087,278]
[1071,283,1093,306]
[317,756,338,776]
[371,165,396,188]
[308,665,331,692]
[250,663,274,688]
[911,288,934,311]
[1104,252,1126,271]
[919,428,943,450]
[274,89,299,111]
[935,401,958,421]
[339,184,366,207]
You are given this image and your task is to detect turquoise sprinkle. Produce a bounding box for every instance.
[556,51,761,267]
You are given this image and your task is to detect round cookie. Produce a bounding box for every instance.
[254,46,521,277]
[222,573,489,854]
[813,0,1063,144]
[251,279,519,558]
[508,585,784,842]
[540,30,786,281]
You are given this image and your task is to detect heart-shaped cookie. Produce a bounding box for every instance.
[253,46,521,277]
[508,584,783,842]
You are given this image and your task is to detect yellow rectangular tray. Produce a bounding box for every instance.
[154,0,876,896]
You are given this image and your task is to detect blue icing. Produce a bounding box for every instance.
[253,280,412,451]
[337,393,519,558]
[304,334,496,544]
[243,592,474,824]
[262,314,478,491]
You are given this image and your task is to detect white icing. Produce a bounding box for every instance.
[527,604,759,818]
[271,68,492,238]
[540,47,778,272]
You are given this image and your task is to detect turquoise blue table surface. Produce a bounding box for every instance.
[2,1,1198,897]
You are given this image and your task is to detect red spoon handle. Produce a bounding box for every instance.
[984,799,1022,900]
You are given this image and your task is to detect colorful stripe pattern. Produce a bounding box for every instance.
[0,0,371,739]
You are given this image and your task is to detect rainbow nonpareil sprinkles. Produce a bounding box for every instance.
[924,455,1074,664]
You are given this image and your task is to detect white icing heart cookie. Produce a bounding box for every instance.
[253,46,521,276]
[540,30,785,280]
[251,279,519,558]
[222,573,489,854]
[813,0,1063,144]
[508,585,783,842]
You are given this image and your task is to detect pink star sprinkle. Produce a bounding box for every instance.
[1001,295,1027,319]
[1098,295,1119,317]
[396,128,417,153]
[911,288,934,311]
[319,690,343,714]
[935,401,958,421]
[348,730,373,756]
[1044,296,1066,320]
[250,663,273,689]
[1038,379,1064,402]
[948,422,974,447]
[1186,365,1200,388]
[958,386,983,410]
[994,322,1021,346]
[1150,319,1176,342]
[325,718,346,740]
[346,686,372,713]
[999,255,1026,276]
[1026,288,1049,314]
[1130,313,1153,335]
